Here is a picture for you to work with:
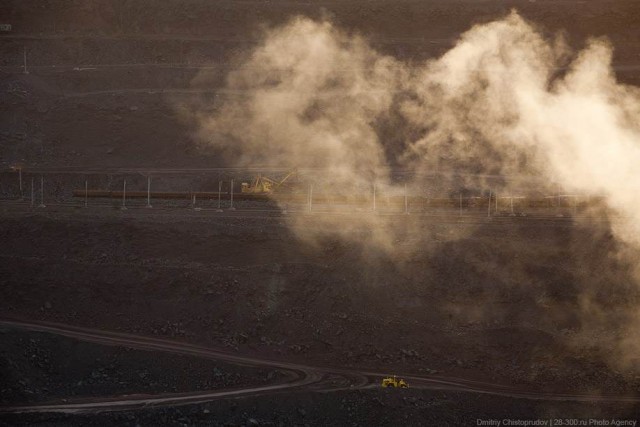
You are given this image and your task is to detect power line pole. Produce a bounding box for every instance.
[18,168,22,199]
[404,183,408,215]
[216,181,223,212]
[146,176,152,208]
[38,175,45,208]
[229,179,235,210]
[373,183,377,212]
[23,46,28,75]
[121,180,127,210]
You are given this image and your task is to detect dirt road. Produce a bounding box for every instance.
[1,318,639,415]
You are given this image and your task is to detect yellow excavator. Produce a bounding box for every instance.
[381,375,409,388]
[241,168,298,194]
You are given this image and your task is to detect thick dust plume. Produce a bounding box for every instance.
[192,12,640,250]
[194,17,404,187]
[187,11,640,372]
[404,11,640,248]
[401,12,640,368]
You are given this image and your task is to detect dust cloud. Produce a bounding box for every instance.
[194,17,402,187]
[187,10,640,373]
[409,11,640,247]
[193,11,640,248]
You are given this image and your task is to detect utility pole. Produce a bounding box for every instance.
[308,183,313,213]
[121,180,127,210]
[30,178,34,208]
[146,176,152,208]
[229,179,235,210]
[38,175,45,208]
[18,167,22,199]
[487,190,492,217]
[404,183,408,215]
[216,181,223,212]
[84,180,88,208]
[23,46,28,75]
[373,183,377,212]
[459,193,462,216]
[193,193,202,211]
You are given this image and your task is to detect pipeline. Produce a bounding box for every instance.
[72,190,232,200]
[71,189,607,209]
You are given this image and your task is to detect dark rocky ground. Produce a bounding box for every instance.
[1,210,639,396]
[2,1,640,425]
[0,329,284,405]
[3,1,640,169]
[2,388,640,427]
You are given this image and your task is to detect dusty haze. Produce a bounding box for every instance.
[187,10,640,370]
[191,11,640,249]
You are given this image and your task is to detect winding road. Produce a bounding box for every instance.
[1,318,640,414]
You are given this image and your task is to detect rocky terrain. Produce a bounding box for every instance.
[2,1,640,425]
[3,388,640,427]
[0,329,283,405]
[1,211,639,396]
[3,0,640,169]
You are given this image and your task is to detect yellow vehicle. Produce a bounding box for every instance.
[381,375,409,388]
[241,168,298,194]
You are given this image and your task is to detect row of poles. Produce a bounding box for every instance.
[22,177,409,213]
[17,173,53,208]
[116,177,232,211]
[11,172,47,208]
[13,171,574,216]
[311,185,542,216]
[17,175,240,211]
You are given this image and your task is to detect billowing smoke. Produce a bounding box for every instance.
[401,12,563,183]
[186,10,640,373]
[193,11,640,249]
[195,17,404,187]
[406,12,640,247]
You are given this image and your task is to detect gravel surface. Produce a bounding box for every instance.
[1,212,639,396]
[0,330,285,405]
[3,389,640,426]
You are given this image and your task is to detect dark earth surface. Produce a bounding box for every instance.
[3,389,640,427]
[1,211,640,393]
[3,1,640,425]
[0,329,285,405]
[3,1,640,169]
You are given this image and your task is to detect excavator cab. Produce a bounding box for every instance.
[241,176,274,194]
[381,375,409,388]
[241,168,297,194]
